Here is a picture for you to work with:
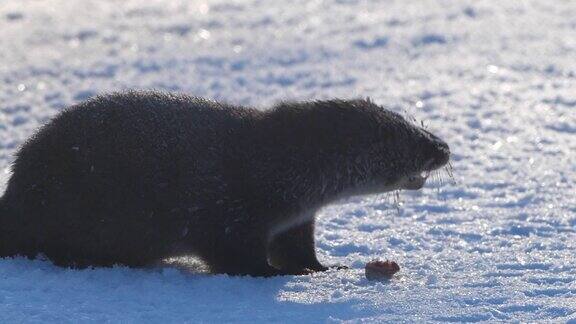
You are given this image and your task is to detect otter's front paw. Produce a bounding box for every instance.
[308,264,348,272]
[331,265,348,270]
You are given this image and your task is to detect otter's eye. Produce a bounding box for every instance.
[408,175,416,182]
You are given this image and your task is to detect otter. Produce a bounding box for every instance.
[0,91,450,276]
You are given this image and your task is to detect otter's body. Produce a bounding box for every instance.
[0,91,449,276]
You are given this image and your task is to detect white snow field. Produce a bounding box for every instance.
[1,0,575,322]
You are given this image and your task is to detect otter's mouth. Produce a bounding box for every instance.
[402,170,431,190]
[400,156,446,190]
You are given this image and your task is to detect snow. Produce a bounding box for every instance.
[1,0,575,322]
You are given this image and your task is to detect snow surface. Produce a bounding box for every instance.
[1,0,575,322]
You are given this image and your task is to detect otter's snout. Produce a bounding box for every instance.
[420,129,450,170]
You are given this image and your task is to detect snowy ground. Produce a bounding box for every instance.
[1,0,575,322]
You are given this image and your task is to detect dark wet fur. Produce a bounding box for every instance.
[0,91,449,276]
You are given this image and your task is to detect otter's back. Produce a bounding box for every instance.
[1,91,248,261]
[12,91,237,192]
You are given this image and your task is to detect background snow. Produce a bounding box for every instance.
[1,0,575,322]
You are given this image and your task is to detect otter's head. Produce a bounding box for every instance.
[265,99,450,198]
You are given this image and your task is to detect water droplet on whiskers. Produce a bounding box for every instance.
[393,190,403,216]
[445,161,456,185]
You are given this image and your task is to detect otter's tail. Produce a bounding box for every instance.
[0,194,40,260]
[0,196,19,258]
[0,197,9,256]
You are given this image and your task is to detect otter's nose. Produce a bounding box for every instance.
[421,129,450,169]
[433,139,450,167]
